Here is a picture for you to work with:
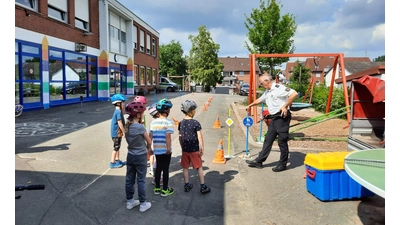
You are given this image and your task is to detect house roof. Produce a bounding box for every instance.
[335,64,385,83]
[342,61,384,74]
[218,57,260,72]
[303,56,371,72]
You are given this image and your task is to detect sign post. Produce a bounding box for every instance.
[243,116,254,157]
[225,108,234,159]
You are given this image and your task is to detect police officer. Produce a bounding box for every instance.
[245,72,298,172]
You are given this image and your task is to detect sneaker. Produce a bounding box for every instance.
[116,159,126,166]
[153,187,161,195]
[184,183,193,192]
[161,187,174,197]
[139,202,152,213]
[110,162,123,169]
[149,170,153,176]
[200,185,211,194]
[126,199,140,210]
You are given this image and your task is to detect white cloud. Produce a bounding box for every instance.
[371,24,385,42]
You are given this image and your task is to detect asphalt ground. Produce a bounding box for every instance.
[14,92,385,225]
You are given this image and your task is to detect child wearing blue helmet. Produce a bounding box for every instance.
[110,93,127,168]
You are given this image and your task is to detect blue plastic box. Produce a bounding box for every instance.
[304,152,375,201]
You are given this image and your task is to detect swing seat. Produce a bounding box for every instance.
[290,102,312,111]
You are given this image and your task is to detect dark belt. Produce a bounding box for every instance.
[264,110,290,120]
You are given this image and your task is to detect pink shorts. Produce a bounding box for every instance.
[180,151,202,169]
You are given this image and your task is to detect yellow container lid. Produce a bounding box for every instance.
[304,151,353,170]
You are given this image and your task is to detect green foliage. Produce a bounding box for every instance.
[306,84,347,118]
[159,40,188,76]
[188,25,224,92]
[373,55,385,62]
[244,0,297,77]
[288,62,311,95]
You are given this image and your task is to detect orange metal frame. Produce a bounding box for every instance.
[248,53,350,124]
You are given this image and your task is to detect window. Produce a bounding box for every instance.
[152,38,156,56]
[140,30,144,52]
[239,71,244,76]
[316,73,320,78]
[139,66,145,85]
[16,0,38,11]
[146,34,151,54]
[75,0,89,31]
[134,65,138,85]
[152,69,156,85]
[109,11,127,55]
[133,25,137,50]
[147,67,151,85]
[109,25,120,53]
[48,0,68,23]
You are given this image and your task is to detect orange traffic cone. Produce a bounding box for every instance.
[213,114,221,128]
[202,104,207,111]
[206,101,210,106]
[171,118,180,126]
[213,139,226,164]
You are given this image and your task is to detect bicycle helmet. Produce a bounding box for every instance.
[125,101,146,116]
[133,95,148,105]
[180,100,197,113]
[148,103,158,117]
[111,94,126,104]
[156,98,173,113]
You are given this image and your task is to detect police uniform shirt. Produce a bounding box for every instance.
[258,83,295,114]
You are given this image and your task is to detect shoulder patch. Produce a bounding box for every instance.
[285,88,290,91]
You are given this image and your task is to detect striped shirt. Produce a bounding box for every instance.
[149,118,174,155]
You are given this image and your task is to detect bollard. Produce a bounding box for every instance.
[79,96,84,113]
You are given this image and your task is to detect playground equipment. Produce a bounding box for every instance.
[248,53,351,125]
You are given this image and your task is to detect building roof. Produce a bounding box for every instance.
[218,57,260,72]
[343,61,384,74]
[303,56,371,72]
[335,64,385,83]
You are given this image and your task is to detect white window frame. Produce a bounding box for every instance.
[75,0,89,31]
[48,0,68,23]
[152,38,156,57]
[146,34,151,55]
[16,0,38,11]
[133,25,137,50]
[140,30,144,52]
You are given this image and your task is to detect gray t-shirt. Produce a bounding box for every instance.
[125,123,147,155]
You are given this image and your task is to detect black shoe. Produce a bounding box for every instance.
[200,185,211,194]
[246,160,263,169]
[272,165,287,172]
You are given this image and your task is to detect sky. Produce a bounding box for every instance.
[119,0,386,65]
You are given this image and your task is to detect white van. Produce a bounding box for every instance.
[156,76,179,92]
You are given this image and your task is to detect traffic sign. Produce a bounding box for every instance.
[225,117,234,126]
[243,116,253,127]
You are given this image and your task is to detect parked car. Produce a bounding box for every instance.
[239,83,250,96]
[61,83,87,95]
[156,76,179,92]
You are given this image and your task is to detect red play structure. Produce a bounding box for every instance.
[247,53,351,124]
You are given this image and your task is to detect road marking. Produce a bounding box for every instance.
[15,122,88,137]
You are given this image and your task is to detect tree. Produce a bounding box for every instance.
[288,61,311,95]
[373,55,385,62]
[159,40,188,77]
[188,25,224,92]
[244,0,297,77]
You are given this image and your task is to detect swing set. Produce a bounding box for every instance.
[248,53,351,125]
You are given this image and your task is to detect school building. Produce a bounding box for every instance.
[15,0,159,111]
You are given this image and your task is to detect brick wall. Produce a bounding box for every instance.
[15,1,100,48]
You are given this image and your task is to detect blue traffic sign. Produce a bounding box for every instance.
[243,116,254,127]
